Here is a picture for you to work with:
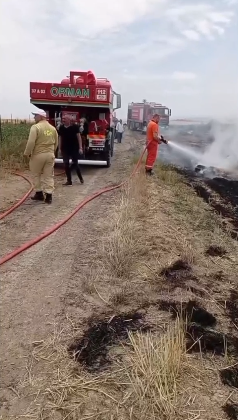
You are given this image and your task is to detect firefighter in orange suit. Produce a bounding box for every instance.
[145,114,168,175]
[24,110,58,204]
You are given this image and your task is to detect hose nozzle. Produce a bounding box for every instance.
[161,135,168,144]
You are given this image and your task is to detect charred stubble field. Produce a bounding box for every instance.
[178,171,238,240]
[170,131,238,240]
[1,133,238,420]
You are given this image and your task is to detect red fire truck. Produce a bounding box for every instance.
[127,101,171,132]
[30,70,121,167]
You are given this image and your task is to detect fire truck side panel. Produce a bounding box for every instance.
[30,83,111,106]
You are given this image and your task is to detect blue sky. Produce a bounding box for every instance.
[0,0,237,119]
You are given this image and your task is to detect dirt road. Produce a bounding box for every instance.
[0,135,138,418]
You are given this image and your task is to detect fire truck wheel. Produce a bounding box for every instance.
[111,140,114,157]
[105,151,111,168]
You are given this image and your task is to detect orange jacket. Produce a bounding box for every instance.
[146,119,160,144]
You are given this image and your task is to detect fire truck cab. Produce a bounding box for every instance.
[30,70,121,167]
[127,101,171,132]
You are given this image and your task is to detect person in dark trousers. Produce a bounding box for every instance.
[116,119,124,143]
[58,115,84,186]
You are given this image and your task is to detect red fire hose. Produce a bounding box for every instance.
[0,147,147,266]
[0,170,65,220]
[0,173,33,220]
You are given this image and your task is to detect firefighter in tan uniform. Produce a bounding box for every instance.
[24,110,58,204]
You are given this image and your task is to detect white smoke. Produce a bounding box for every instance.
[165,42,238,174]
[200,120,238,171]
[195,41,238,173]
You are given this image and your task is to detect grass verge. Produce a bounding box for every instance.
[103,174,147,278]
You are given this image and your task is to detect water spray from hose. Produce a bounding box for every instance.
[168,141,203,163]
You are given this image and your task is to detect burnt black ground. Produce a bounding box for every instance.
[161,259,191,278]
[205,245,227,257]
[158,296,238,358]
[225,290,238,326]
[157,299,232,357]
[176,168,238,239]
[158,296,238,357]
[206,178,238,210]
[186,324,238,356]
[183,301,216,326]
[160,259,199,290]
[68,312,149,372]
[220,366,238,388]
[159,299,216,327]
[223,403,238,420]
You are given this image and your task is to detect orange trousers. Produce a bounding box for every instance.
[145,141,159,170]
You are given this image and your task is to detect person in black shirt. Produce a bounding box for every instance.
[58,116,84,186]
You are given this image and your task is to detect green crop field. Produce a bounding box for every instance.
[0,122,31,171]
[1,121,31,141]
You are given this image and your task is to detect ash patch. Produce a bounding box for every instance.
[183,301,216,327]
[223,403,238,420]
[159,300,216,327]
[158,298,238,357]
[186,325,238,356]
[193,182,235,224]
[161,259,190,277]
[220,366,238,389]
[226,291,238,326]
[69,312,149,372]
[206,178,238,210]
[205,245,227,257]
[161,259,193,286]
[176,168,238,238]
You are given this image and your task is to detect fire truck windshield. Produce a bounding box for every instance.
[153,108,169,116]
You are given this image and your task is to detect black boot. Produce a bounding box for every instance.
[75,166,84,184]
[45,193,52,204]
[63,180,73,186]
[145,169,154,176]
[31,191,44,201]
[64,163,72,185]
